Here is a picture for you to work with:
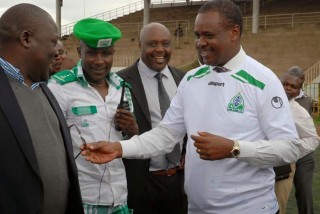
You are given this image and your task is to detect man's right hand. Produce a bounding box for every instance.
[80,141,122,164]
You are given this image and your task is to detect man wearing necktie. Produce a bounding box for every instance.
[117,22,187,214]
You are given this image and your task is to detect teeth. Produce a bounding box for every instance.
[154,57,164,63]
[200,51,210,57]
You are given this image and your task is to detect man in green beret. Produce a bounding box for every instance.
[48,18,138,214]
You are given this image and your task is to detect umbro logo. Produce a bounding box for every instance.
[208,81,225,87]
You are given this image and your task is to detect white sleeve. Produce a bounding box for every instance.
[237,100,320,168]
[291,100,319,156]
[120,123,185,159]
[238,138,300,167]
[259,78,298,139]
[120,76,187,159]
[235,77,301,167]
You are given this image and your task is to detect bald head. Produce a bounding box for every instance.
[0,3,59,85]
[138,22,172,72]
[0,3,54,44]
[139,23,171,42]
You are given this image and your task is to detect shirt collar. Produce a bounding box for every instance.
[0,57,40,90]
[138,59,170,79]
[212,46,246,71]
[295,89,305,99]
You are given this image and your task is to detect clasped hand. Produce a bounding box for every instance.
[191,132,234,160]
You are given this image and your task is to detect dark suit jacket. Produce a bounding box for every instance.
[0,66,83,214]
[117,60,185,212]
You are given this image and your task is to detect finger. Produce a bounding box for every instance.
[199,154,211,160]
[85,156,97,163]
[198,131,215,137]
[117,109,131,115]
[192,135,207,148]
[85,142,107,151]
[190,134,200,141]
[81,149,90,156]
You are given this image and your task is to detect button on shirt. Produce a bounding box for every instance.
[48,66,127,206]
[138,60,182,170]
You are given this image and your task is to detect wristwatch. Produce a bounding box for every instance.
[230,140,240,158]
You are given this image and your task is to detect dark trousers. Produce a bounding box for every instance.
[145,171,187,214]
[294,152,315,214]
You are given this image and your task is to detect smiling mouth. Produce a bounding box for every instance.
[200,50,211,58]
[154,56,165,64]
[91,68,107,73]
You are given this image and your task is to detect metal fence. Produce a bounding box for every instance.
[242,12,320,30]
[114,19,190,37]
[304,83,320,116]
[60,0,206,36]
[305,60,320,85]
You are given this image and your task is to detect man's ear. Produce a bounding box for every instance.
[230,25,241,42]
[19,30,32,48]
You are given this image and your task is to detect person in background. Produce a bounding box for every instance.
[60,56,77,71]
[292,66,313,114]
[288,66,315,214]
[49,43,63,75]
[56,40,68,61]
[275,66,318,214]
[117,22,187,214]
[50,40,76,75]
[0,3,83,213]
[80,1,319,213]
[174,23,183,40]
[56,40,77,70]
[48,18,138,214]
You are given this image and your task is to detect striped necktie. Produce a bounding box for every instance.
[155,72,181,166]
[214,66,230,73]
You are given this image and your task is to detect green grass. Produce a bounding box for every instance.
[286,118,320,214]
[313,117,320,126]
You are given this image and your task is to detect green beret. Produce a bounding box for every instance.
[73,18,122,48]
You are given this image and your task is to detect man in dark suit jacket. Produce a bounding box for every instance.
[0,4,83,213]
[118,23,187,214]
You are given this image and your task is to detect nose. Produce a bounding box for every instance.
[196,36,207,49]
[155,43,165,52]
[94,53,105,64]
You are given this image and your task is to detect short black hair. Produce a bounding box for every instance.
[0,3,51,44]
[198,0,243,36]
[287,66,304,79]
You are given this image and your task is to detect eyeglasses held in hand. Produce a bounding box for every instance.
[68,124,87,159]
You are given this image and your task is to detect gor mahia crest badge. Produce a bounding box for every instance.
[227,93,245,113]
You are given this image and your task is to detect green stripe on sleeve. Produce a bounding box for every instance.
[233,70,265,90]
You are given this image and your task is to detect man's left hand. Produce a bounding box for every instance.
[191,132,234,160]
